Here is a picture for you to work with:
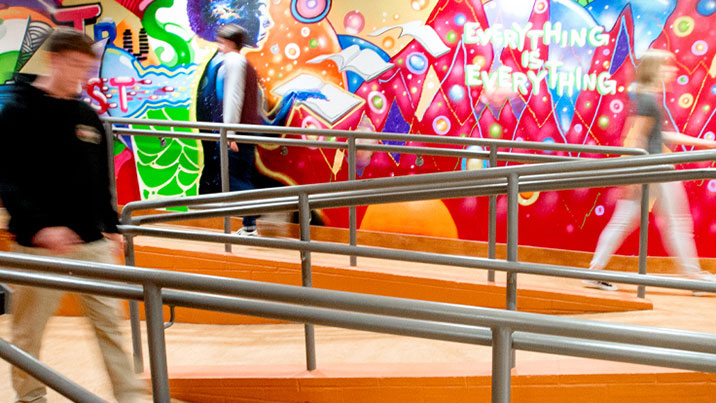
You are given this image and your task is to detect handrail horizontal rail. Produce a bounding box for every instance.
[113,127,577,163]
[104,117,647,156]
[121,150,716,216]
[0,260,715,368]
[129,166,682,225]
[125,164,715,227]
[181,164,673,209]
[511,332,716,373]
[115,225,716,294]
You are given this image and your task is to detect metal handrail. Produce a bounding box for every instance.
[104,117,647,156]
[128,165,678,225]
[99,117,716,401]
[104,116,652,340]
[118,150,716,385]
[113,127,579,163]
[0,336,104,402]
[117,225,716,294]
[119,150,714,299]
[121,152,710,294]
[104,116,646,267]
[121,151,713,213]
[2,254,714,351]
[1,252,716,403]
[121,151,714,213]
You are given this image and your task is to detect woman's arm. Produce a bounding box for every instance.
[663,131,716,148]
[621,115,653,149]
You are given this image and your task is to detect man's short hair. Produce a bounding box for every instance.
[216,24,248,50]
[46,28,97,58]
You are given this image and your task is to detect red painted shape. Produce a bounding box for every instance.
[53,3,101,31]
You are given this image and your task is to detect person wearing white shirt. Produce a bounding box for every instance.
[216,24,264,236]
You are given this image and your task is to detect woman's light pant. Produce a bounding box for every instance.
[591,182,700,275]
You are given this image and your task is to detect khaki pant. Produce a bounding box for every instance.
[10,239,144,403]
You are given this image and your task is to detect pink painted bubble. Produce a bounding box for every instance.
[295,0,328,21]
[343,10,365,35]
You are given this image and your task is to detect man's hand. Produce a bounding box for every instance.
[229,141,239,152]
[32,227,82,254]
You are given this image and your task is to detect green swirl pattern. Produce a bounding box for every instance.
[131,107,201,210]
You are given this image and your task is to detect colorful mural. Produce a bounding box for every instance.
[3,0,716,257]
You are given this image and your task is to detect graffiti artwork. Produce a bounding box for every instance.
[2,0,716,257]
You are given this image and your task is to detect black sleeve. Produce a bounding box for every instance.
[0,104,59,243]
[84,106,119,234]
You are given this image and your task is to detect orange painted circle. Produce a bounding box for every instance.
[519,191,540,206]
[359,200,458,238]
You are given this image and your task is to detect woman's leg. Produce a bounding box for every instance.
[585,197,642,291]
[653,182,701,275]
[590,198,642,270]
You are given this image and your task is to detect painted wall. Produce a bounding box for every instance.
[2,0,716,257]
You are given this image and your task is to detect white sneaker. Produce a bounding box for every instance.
[694,271,716,281]
[236,226,258,237]
[582,279,618,291]
[690,271,716,296]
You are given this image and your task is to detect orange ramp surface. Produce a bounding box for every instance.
[61,234,652,324]
[2,215,714,402]
[166,362,716,403]
[4,225,653,323]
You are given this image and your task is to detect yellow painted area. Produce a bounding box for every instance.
[415,66,440,120]
[709,53,716,78]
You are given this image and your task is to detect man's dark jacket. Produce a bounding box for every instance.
[0,75,118,246]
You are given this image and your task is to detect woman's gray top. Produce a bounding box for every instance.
[635,91,663,154]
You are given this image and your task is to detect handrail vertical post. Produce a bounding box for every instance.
[488,146,498,282]
[123,234,144,374]
[637,184,650,298]
[506,173,519,307]
[103,122,118,210]
[348,136,358,267]
[143,282,171,403]
[220,128,232,252]
[506,173,519,369]
[491,326,512,403]
[298,193,317,370]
